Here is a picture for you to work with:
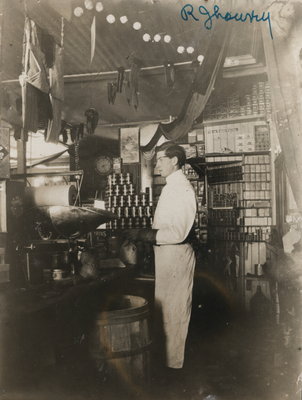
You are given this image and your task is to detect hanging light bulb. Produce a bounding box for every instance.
[197,54,204,63]
[133,22,142,30]
[164,35,171,43]
[153,34,161,42]
[74,6,84,17]
[84,0,94,10]
[187,46,194,54]
[95,2,104,12]
[177,46,185,54]
[143,33,151,42]
[120,15,128,23]
[106,14,116,23]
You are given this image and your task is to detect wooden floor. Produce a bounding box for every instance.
[0,278,299,400]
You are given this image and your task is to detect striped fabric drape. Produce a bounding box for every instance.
[141,23,232,153]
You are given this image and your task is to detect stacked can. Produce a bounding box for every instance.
[203,81,272,121]
[264,82,272,115]
[105,173,153,230]
[244,94,252,115]
[251,84,259,115]
[257,81,266,115]
[227,93,240,118]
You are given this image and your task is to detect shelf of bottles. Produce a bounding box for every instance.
[183,164,208,244]
[203,81,272,121]
[207,152,272,243]
[105,173,153,230]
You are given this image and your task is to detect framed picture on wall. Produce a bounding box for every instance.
[120,127,140,164]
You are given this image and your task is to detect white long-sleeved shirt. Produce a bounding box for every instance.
[153,169,196,245]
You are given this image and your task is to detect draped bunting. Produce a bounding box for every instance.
[261,19,302,210]
[140,23,231,153]
[19,17,52,141]
[24,0,71,43]
[46,43,64,143]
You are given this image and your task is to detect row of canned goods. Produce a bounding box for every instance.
[108,173,132,186]
[107,216,153,230]
[106,184,135,196]
[105,194,152,208]
[110,205,153,218]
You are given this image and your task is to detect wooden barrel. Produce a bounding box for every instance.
[89,295,151,385]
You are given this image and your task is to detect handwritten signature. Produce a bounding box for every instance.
[180,4,273,39]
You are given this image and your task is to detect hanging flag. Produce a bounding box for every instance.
[19,17,52,141]
[91,16,96,64]
[46,44,64,143]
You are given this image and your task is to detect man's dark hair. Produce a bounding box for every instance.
[156,141,186,168]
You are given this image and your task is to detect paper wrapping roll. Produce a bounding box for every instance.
[25,185,77,207]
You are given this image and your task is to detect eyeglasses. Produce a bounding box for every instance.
[156,156,170,162]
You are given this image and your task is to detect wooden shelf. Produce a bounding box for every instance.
[222,63,267,79]
[202,114,267,126]
[237,206,271,209]
[208,238,268,243]
[208,180,243,184]
[209,206,235,210]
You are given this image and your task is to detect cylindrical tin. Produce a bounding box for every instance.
[112,196,117,207]
[129,184,134,195]
[53,269,64,280]
[106,187,113,197]
[122,185,128,196]
[125,173,131,184]
[141,194,146,206]
[126,195,132,207]
[114,186,120,196]
[119,196,124,207]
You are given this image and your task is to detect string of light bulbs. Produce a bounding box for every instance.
[73,1,204,62]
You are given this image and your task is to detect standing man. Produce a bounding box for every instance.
[125,141,196,369]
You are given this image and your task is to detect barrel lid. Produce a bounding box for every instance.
[96,295,149,320]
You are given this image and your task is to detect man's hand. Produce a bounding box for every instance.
[123,229,141,242]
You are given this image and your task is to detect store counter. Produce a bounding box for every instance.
[0,264,137,315]
[0,264,139,386]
